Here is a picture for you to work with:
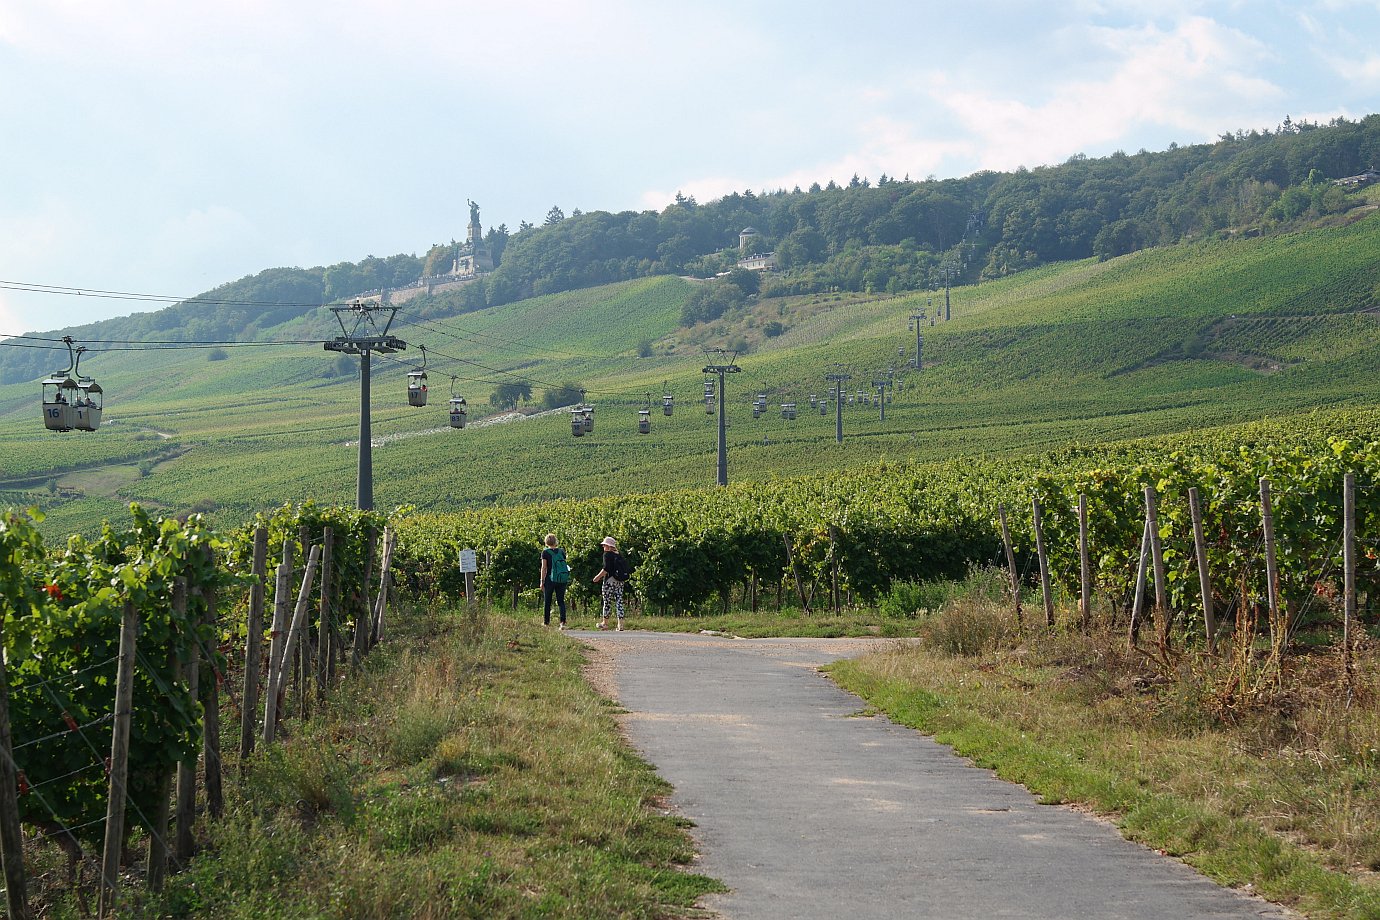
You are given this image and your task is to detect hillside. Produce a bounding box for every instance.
[3,205,1380,538]
[4,115,1378,391]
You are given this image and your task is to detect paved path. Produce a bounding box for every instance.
[577,631,1292,920]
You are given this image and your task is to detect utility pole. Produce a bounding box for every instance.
[872,376,890,422]
[324,299,406,511]
[908,310,926,369]
[935,263,959,321]
[702,349,741,486]
[825,365,851,444]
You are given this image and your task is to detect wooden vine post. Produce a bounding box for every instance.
[828,525,841,615]
[782,534,810,614]
[1344,472,1357,689]
[297,525,311,718]
[1031,497,1055,626]
[1187,487,1217,654]
[1128,516,1151,648]
[265,546,321,744]
[373,529,395,645]
[200,577,223,821]
[1077,493,1091,632]
[353,526,377,667]
[317,526,334,697]
[175,578,201,863]
[262,558,291,745]
[239,526,267,764]
[1144,485,1170,649]
[97,600,138,919]
[0,608,32,919]
[1259,476,1284,671]
[998,504,1022,624]
[148,578,187,891]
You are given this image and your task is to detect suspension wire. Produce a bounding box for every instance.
[0,279,329,310]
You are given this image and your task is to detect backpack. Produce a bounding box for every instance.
[548,548,571,584]
[610,552,633,582]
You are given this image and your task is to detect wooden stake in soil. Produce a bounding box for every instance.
[1144,485,1170,648]
[1129,516,1151,648]
[999,504,1022,624]
[317,526,334,697]
[353,526,377,667]
[148,578,187,891]
[1031,497,1055,626]
[783,534,810,614]
[1188,487,1217,655]
[0,605,33,920]
[1259,477,1283,658]
[262,561,290,746]
[1344,472,1357,689]
[1078,493,1092,632]
[829,525,841,615]
[266,546,321,744]
[239,526,267,763]
[200,581,223,821]
[97,600,138,919]
[372,530,394,644]
[175,585,201,862]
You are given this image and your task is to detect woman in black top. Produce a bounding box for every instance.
[593,535,626,630]
[540,533,568,628]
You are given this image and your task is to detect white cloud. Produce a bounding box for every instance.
[937,15,1280,171]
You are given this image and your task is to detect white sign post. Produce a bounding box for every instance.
[459,549,478,604]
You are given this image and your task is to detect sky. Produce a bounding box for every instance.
[1,0,1377,336]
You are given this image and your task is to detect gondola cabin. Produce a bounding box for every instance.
[582,405,594,433]
[638,409,651,434]
[571,409,585,437]
[74,381,103,431]
[752,405,762,419]
[781,403,797,421]
[809,395,818,408]
[41,375,79,431]
[407,369,429,407]
[663,394,674,416]
[819,401,828,416]
[448,396,467,429]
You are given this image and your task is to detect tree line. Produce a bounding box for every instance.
[6,115,1378,385]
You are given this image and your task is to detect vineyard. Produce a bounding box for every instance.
[3,405,1380,913]
[0,501,404,916]
[2,212,1380,542]
[397,407,1380,647]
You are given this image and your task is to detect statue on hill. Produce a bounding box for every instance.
[468,199,481,227]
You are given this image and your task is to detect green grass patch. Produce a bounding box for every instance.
[143,605,723,919]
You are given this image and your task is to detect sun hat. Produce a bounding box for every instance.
[600,536,618,549]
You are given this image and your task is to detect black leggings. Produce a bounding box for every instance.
[543,581,568,624]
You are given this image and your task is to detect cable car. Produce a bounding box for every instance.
[571,408,585,437]
[704,381,716,415]
[809,394,818,409]
[663,393,674,417]
[41,338,102,432]
[582,404,594,433]
[752,405,762,419]
[819,400,828,416]
[407,345,429,407]
[638,409,651,434]
[781,403,797,421]
[74,380,103,431]
[448,396,467,429]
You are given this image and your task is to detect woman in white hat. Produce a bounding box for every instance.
[593,535,629,630]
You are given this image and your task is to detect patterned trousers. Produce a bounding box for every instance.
[601,578,625,621]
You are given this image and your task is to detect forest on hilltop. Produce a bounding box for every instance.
[4,114,1377,386]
